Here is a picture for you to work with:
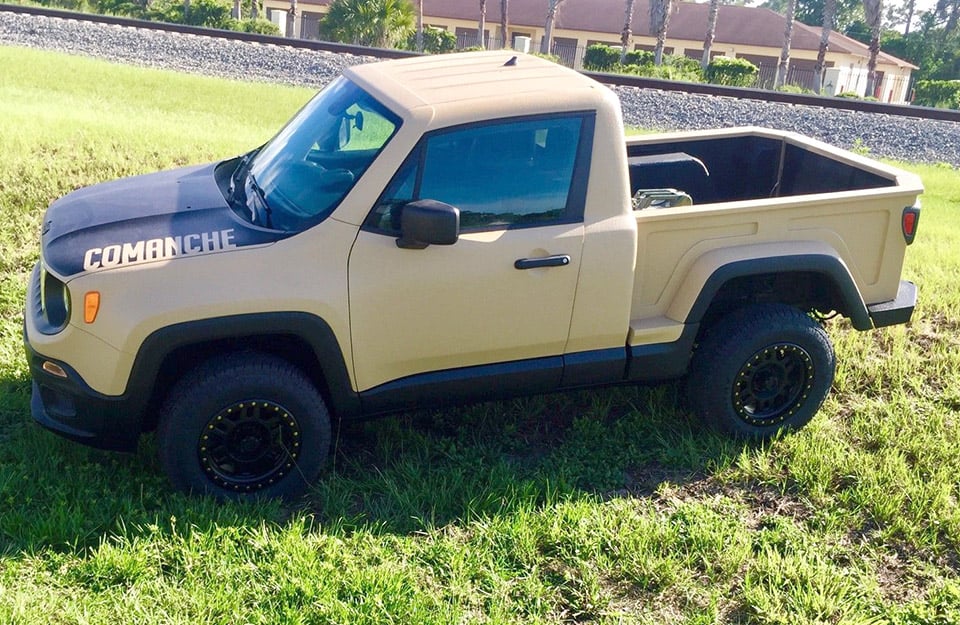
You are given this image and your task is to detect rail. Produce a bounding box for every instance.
[3,2,959,124]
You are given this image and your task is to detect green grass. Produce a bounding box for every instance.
[2,44,960,623]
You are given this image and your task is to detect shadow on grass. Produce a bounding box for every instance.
[313,382,745,534]
[0,374,747,555]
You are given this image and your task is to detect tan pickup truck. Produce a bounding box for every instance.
[24,51,923,499]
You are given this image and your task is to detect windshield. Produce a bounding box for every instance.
[245,77,401,231]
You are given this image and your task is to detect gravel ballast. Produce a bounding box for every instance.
[2,10,959,166]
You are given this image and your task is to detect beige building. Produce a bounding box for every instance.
[262,0,917,103]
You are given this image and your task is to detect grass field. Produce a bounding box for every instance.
[2,45,960,624]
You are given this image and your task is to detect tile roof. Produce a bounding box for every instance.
[298,0,914,68]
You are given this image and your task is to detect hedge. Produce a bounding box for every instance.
[914,80,960,109]
[705,57,758,87]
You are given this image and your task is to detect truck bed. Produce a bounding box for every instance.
[624,127,924,345]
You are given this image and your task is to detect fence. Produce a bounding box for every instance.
[754,65,913,101]
[755,65,817,91]
[453,33,585,67]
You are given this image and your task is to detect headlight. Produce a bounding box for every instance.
[35,262,71,334]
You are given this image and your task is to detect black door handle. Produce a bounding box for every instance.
[514,255,571,270]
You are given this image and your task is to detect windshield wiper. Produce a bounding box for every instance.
[228,151,255,207]
[247,172,274,229]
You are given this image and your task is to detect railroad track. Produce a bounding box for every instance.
[2,1,959,124]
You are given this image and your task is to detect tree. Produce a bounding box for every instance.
[863,0,883,96]
[416,0,423,51]
[540,0,564,54]
[701,0,720,69]
[320,0,414,48]
[774,0,796,87]
[649,0,674,65]
[881,11,960,80]
[935,0,960,32]
[621,0,636,64]
[814,0,836,92]
[286,0,298,37]
[762,0,862,31]
[478,0,487,48]
[500,0,509,48]
[903,0,915,33]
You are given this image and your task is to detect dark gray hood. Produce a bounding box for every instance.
[42,162,291,277]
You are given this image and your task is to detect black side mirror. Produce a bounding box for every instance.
[396,199,460,249]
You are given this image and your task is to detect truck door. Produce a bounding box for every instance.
[348,113,594,393]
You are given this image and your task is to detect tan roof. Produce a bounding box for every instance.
[299,0,914,69]
[346,49,606,108]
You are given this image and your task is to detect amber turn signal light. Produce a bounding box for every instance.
[42,361,68,378]
[84,291,101,324]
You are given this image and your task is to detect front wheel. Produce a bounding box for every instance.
[686,304,835,438]
[157,353,331,500]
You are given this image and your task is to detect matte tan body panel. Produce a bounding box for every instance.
[24,309,134,396]
[40,218,360,396]
[346,52,639,389]
[348,224,584,391]
[564,90,638,356]
[625,127,923,343]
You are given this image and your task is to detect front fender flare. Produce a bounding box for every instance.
[126,312,361,419]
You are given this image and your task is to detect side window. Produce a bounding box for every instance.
[365,115,589,234]
[364,153,419,233]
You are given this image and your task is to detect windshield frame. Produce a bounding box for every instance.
[246,77,402,232]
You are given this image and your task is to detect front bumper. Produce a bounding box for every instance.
[868,280,918,328]
[24,328,143,453]
[23,278,143,451]
[24,260,144,452]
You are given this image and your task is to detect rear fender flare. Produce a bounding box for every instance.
[670,246,871,331]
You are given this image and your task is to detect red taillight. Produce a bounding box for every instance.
[904,212,916,235]
[902,207,920,245]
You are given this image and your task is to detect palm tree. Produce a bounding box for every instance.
[813,0,836,93]
[774,0,796,88]
[621,0,636,64]
[903,0,915,34]
[320,0,415,48]
[540,0,564,54]
[649,0,674,65]
[416,0,424,52]
[862,0,882,96]
[287,0,298,38]
[500,0,509,48]
[478,0,487,48]
[701,0,720,70]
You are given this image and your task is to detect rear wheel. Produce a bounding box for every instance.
[687,304,835,438]
[158,353,331,500]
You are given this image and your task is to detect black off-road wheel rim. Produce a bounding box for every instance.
[732,343,815,426]
[198,400,301,493]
